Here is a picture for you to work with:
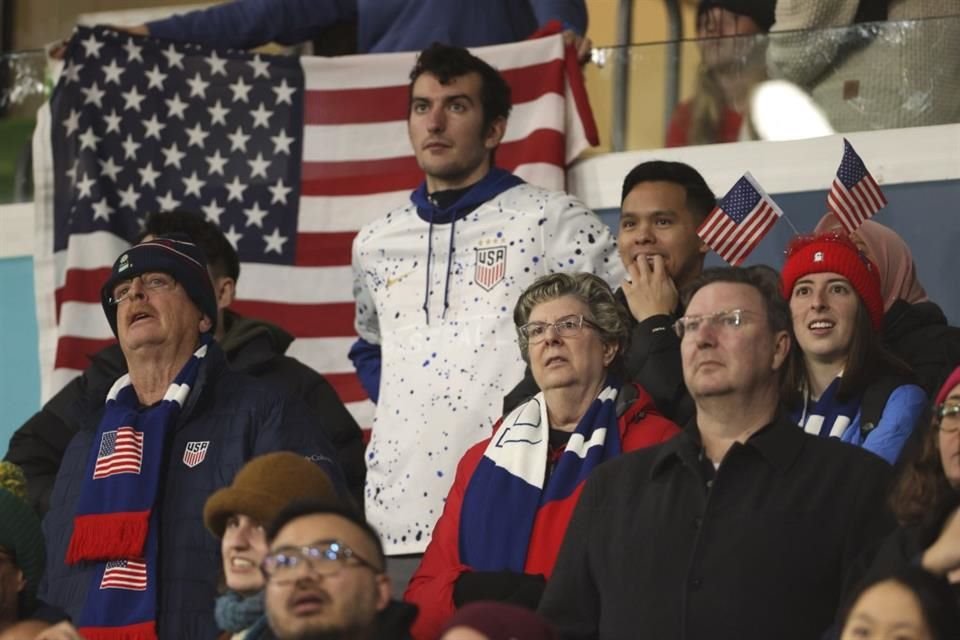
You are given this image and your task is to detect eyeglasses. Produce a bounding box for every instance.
[519,314,599,344]
[673,309,750,340]
[937,403,960,434]
[108,272,177,305]
[261,540,382,584]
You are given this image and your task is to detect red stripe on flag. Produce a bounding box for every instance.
[325,372,368,404]
[54,336,117,371]
[301,129,565,197]
[229,300,355,338]
[305,86,408,125]
[304,60,566,125]
[295,231,358,266]
[56,267,113,319]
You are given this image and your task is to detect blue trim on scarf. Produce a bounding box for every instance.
[72,335,211,637]
[459,377,622,572]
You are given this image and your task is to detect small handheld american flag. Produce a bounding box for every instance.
[827,138,888,234]
[697,172,784,266]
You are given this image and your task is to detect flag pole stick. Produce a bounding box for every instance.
[781,214,802,236]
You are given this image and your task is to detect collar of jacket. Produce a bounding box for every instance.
[649,412,804,479]
[411,167,524,224]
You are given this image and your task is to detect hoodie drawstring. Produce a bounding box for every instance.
[441,217,456,320]
[423,215,435,324]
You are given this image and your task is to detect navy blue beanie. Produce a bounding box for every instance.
[100,234,218,337]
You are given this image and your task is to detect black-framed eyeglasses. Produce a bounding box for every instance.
[261,540,382,584]
[672,309,750,340]
[937,403,960,434]
[518,314,599,344]
[108,272,178,305]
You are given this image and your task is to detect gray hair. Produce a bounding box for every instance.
[513,272,631,373]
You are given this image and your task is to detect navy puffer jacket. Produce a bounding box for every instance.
[40,343,343,638]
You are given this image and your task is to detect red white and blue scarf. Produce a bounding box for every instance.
[459,377,622,573]
[66,336,210,640]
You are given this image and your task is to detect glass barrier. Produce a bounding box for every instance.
[586,14,960,152]
[0,49,46,204]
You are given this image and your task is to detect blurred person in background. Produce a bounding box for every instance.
[122,0,591,58]
[781,232,926,464]
[665,0,774,147]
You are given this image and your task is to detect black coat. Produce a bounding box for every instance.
[503,290,694,426]
[6,310,366,512]
[883,299,960,397]
[539,415,895,640]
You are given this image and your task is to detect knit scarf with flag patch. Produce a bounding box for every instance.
[67,336,210,640]
[459,377,622,574]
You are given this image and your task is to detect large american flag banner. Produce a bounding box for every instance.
[92,426,144,479]
[99,559,148,591]
[827,138,888,234]
[32,26,597,427]
[697,172,784,266]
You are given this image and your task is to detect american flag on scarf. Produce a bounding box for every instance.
[92,426,144,479]
[100,559,148,590]
[32,26,597,427]
[697,172,784,266]
[827,138,887,234]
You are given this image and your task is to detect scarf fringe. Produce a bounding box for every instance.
[66,511,150,564]
[78,622,157,640]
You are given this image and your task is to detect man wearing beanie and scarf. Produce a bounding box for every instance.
[35,235,344,640]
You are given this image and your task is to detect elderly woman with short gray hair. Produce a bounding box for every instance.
[404,272,680,639]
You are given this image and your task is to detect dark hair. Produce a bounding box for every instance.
[139,211,240,281]
[840,567,960,640]
[409,42,512,134]
[890,411,958,527]
[620,161,716,224]
[266,499,386,571]
[681,265,791,336]
[781,287,914,408]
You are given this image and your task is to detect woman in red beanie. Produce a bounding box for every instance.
[780,232,927,464]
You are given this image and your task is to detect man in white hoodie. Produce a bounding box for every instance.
[350,43,622,588]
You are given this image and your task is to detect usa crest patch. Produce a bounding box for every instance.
[474,245,507,291]
[183,441,209,468]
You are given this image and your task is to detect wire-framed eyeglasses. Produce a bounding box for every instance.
[107,272,178,305]
[261,540,382,584]
[519,314,599,344]
[937,403,960,434]
[672,309,750,340]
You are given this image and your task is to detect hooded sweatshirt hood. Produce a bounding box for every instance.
[410,167,525,323]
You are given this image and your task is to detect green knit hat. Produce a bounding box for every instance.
[0,462,45,597]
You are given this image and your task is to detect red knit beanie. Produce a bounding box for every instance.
[935,366,960,406]
[780,232,884,331]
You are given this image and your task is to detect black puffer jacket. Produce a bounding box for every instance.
[883,299,960,397]
[6,310,365,512]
